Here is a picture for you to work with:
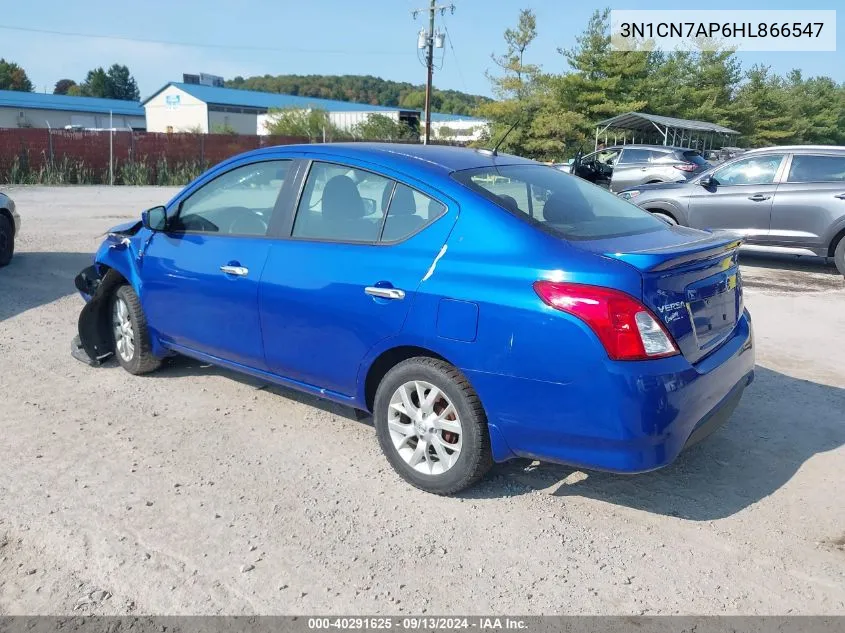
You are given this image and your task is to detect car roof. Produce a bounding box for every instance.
[244,143,537,174]
[603,144,694,152]
[744,145,845,155]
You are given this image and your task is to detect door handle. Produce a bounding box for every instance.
[220,265,249,276]
[365,286,405,300]
[747,194,771,202]
[834,193,845,200]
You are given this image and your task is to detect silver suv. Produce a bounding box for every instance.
[570,144,710,193]
[619,146,845,275]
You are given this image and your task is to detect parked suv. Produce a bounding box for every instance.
[571,144,710,193]
[619,146,845,275]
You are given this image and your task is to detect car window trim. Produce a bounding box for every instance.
[285,158,451,247]
[784,153,845,184]
[164,157,295,240]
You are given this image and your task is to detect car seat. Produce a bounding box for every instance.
[382,185,424,241]
[321,175,375,241]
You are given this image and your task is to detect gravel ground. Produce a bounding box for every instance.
[1,186,844,615]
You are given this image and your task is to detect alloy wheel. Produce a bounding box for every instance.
[112,297,135,362]
[387,380,463,475]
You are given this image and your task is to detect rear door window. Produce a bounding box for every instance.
[453,165,666,240]
[787,155,845,183]
[618,149,652,164]
[292,162,390,243]
[381,184,446,242]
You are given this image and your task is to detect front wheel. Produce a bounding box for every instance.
[110,285,161,375]
[834,235,845,277]
[374,357,493,495]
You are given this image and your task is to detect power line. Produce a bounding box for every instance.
[0,24,415,56]
[442,22,467,92]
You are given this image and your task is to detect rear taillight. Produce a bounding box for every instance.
[673,163,698,172]
[533,281,679,361]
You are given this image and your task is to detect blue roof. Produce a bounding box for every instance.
[0,90,145,117]
[145,82,416,114]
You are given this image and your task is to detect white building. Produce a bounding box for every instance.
[0,90,146,130]
[143,82,421,135]
[429,113,488,143]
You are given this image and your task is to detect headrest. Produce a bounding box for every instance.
[322,176,364,222]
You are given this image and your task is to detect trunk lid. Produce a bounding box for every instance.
[575,226,744,364]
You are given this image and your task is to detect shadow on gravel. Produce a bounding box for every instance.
[153,355,370,425]
[0,251,92,323]
[473,366,845,520]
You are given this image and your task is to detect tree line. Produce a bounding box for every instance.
[478,9,845,161]
[226,74,491,117]
[0,59,140,101]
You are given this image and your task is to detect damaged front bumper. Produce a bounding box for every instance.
[72,264,114,366]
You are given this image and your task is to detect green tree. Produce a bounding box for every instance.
[0,59,33,92]
[783,71,844,145]
[106,64,140,101]
[733,65,795,146]
[53,79,77,95]
[351,114,416,141]
[263,107,341,141]
[476,9,544,157]
[556,10,650,124]
[78,65,139,100]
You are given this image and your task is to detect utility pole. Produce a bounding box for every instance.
[413,1,454,145]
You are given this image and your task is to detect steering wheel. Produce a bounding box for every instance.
[225,207,268,236]
[178,214,219,233]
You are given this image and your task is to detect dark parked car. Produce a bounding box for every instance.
[72,144,754,495]
[0,191,20,267]
[619,146,845,275]
[570,144,710,193]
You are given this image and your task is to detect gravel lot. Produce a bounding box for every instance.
[1,186,844,615]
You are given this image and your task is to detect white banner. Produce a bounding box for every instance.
[610,10,836,52]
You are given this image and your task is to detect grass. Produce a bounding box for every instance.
[1,151,208,186]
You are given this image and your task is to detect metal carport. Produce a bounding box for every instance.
[594,112,740,151]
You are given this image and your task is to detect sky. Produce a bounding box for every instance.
[1,0,842,100]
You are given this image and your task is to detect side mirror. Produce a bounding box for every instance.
[141,205,167,231]
[699,175,715,187]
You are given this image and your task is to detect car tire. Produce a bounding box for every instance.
[834,235,845,277]
[651,212,678,226]
[0,214,14,267]
[373,357,493,495]
[110,285,162,375]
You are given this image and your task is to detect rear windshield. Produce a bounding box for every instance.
[682,151,710,167]
[452,164,666,240]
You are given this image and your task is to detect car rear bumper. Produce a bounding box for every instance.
[466,310,755,473]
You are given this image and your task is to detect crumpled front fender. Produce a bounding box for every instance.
[73,226,148,365]
[73,265,126,365]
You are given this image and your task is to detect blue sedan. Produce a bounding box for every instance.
[72,143,755,495]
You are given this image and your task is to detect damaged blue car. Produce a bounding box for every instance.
[73,143,755,494]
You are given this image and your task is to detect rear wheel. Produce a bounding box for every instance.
[0,214,14,267]
[650,211,678,226]
[110,285,161,375]
[834,235,845,276]
[373,357,493,495]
